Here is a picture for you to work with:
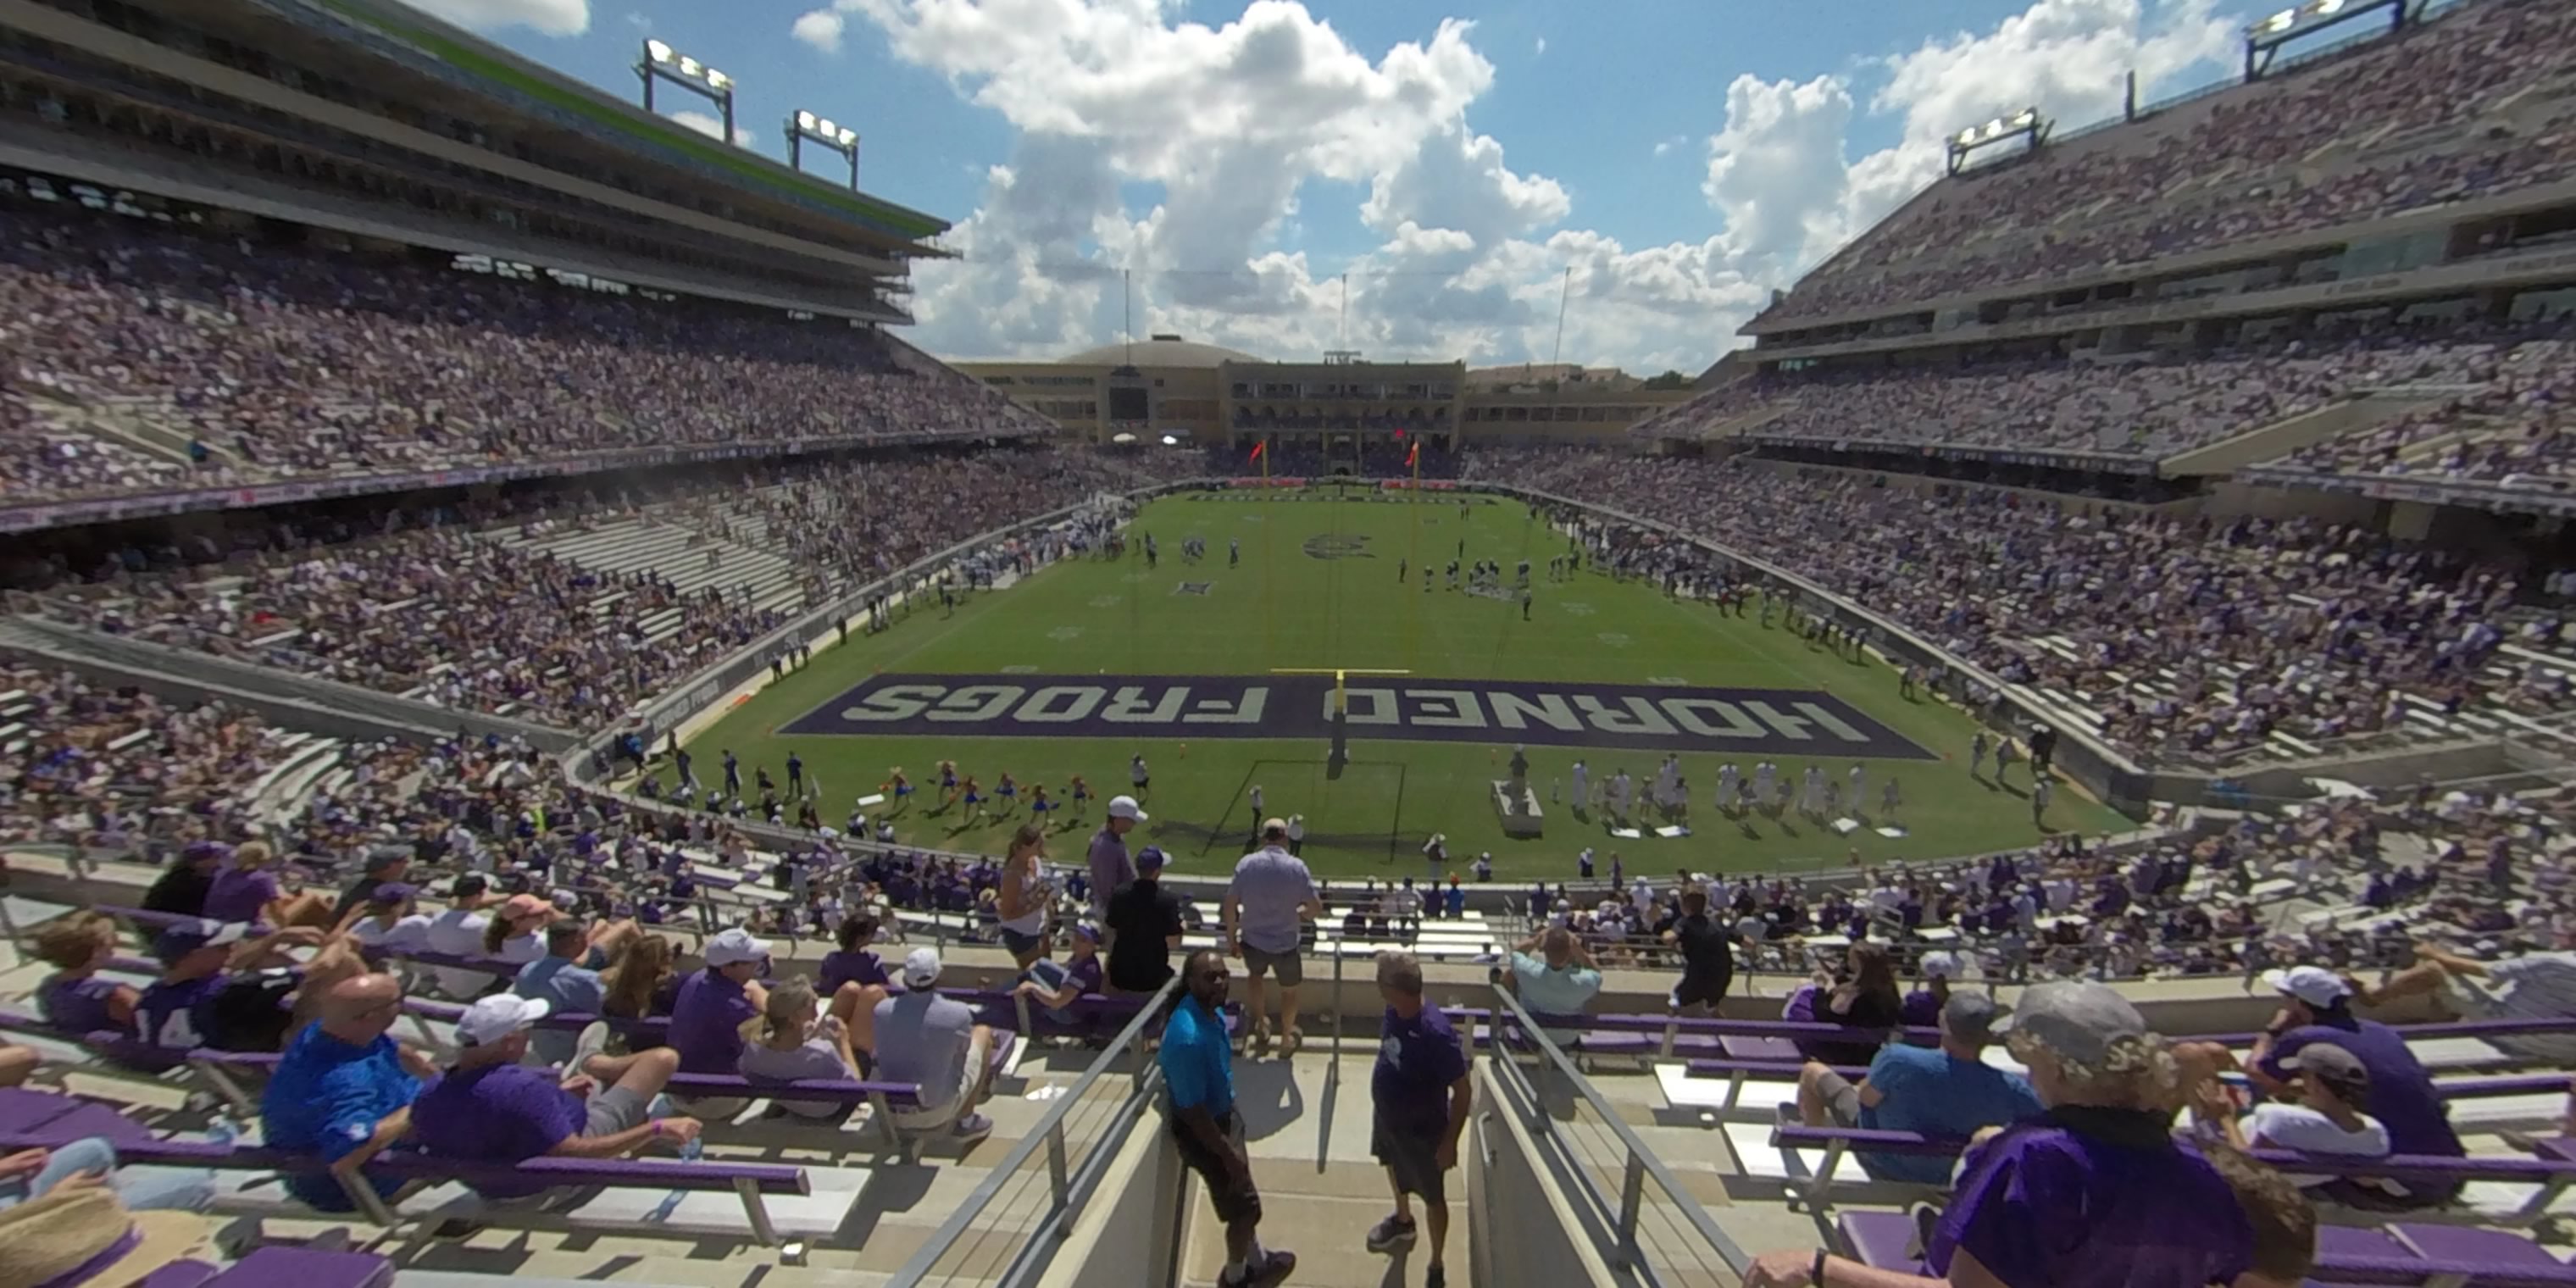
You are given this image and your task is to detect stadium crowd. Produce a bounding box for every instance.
[1760,0,2576,322]
[1627,324,2556,459]
[1475,448,2544,764]
[2281,337,2576,486]
[0,203,1052,504]
[29,447,1185,729]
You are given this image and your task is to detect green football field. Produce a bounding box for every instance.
[683,491,2129,881]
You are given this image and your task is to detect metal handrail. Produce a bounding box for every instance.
[883,974,1183,1288]
[1484,984,1752,1280]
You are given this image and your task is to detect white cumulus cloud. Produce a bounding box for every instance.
[670,110,759,148]
[397,0,588,36]
[843,0,2240,372]
[791,8,847,52]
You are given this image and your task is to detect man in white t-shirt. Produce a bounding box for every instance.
[424,874,498,999]
[2188,1041,2392,1192]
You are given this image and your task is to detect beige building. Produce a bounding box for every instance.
[949,338,1693,456]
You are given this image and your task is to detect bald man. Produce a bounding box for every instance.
[261,973,435,1211]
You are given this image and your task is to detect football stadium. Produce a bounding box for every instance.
[2,0,2576,1285]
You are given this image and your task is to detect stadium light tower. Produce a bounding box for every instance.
[638,39,736,142]
[2242,0,2406,80]
[785,110,862,190]
[1944,106,2047,176]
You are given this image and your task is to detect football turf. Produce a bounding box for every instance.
[686,491,2129,882]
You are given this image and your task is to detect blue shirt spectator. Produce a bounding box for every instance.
[1159,992,1234,1117]
[261,979,425,1211]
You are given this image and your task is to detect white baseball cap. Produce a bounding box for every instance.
[1920,951,1963,981]
[903,947,944,989]
[1107,796,1147,821]
[2263,965,2352,1009]
[705,926,774,967]
[457,994,552,1046]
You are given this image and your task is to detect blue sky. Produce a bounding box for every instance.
[425,0,2259,372]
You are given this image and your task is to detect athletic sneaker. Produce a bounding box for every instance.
[569,1020,611,1074]
[1365,1213,1417,1253]
[952,1113,994,1142]
[1425,1265,1446,1288]
[1221,1248,1297,1288]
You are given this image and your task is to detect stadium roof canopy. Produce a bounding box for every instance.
[1058,337,1264,368]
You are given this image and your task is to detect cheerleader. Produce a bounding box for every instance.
[960,775,985,824]
[888,769,913,814]
[1029,784,1056,824]
[994,771,1019,817]
[938,760,960,808]
[1069,774,1091,817]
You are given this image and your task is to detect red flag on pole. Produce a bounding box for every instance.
[1405,440,1420,469]
[1249,441,1266,464]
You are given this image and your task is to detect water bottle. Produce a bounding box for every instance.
[677,1131,702,1164]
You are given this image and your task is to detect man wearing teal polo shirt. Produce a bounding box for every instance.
[1161,949,1295,1288]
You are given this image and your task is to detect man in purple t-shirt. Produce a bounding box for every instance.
[1362,951,1469,1288]
[666,927,771,1113]
[133,919,318,1054]
[2250,964,2463,1206]
[1088,797,1146,924]
[410,994,702,1199]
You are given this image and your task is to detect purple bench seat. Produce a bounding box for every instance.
[1778,1119,2576,1224]
[197,1246,393,1288]
[1839,1209,2576,1285]
[0,1115,813,1243]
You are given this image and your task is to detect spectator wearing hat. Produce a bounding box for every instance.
[482,893,558,966]
[740,978,868,1117]
[1016,924,1105,1029]
[1796,992,2042,1184]
[201,841,330,928]
[1163,947,1295,1288]
[332,846,415,925]
[1363,950,1469,1288]
[423,874,498,1000]
[1088,796,1146,925]
[1107,847,1185,995]
[261,973,435,1212]
[1900,952,1962,1028]
[1224,819,1322,1055]
[411,993,702,1197]
[141,841,226,918]
[1749,981,2260,1288]
[2248,963,2462,1204]
[2185,1041,2391,1195]
[670,927,772,1085]
[347,883,431,955]
[872,949,997,1141]
[133,919,321,1055]
[0,1186,214,1287]
[31,911,136,1041]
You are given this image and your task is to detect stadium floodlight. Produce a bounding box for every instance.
[1946,103,2048,175]
[2243,0,2402,78]
[636,39,736,142]
[785,108,863,190]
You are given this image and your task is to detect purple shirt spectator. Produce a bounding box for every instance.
[1370,1004,1468,1139]
[668,967,758,1075]
[38,975,122,1034]
[200,867,278,924]
[1929,1114,2256,1288]
[819,949,890,995]
[408,1061,587,1198]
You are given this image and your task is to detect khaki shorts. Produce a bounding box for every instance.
[891,1027,992,1131]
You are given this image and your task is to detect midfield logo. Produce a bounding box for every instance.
[1302,535,1373,560]
[784,673,1935,758]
